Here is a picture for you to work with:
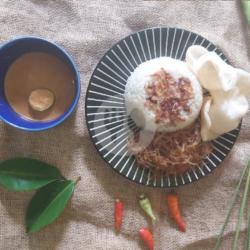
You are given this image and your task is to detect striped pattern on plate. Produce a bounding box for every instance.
[85,27,240,188]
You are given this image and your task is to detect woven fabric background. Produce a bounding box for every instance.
[0,0,249,249]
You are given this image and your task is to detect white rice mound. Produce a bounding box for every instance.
[125,57,203,132]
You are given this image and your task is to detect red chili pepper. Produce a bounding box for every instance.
[139,228,154,250]
[115,199,123,233]
[166,192,186,232]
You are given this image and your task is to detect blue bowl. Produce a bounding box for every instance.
[0,36,81,131]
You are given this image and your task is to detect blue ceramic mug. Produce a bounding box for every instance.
[0,36,81,131]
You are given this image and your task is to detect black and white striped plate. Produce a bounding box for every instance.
[85,27,240,188]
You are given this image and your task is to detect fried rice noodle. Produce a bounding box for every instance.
[128,121,212,175]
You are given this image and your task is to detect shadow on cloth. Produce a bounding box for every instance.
[0,112,83,249]
[181,229,247,250]
[181,235,217,250]
[0,110,82,177]
[27,209,70,250]
[66,130,228,239]
[0,187,71,250]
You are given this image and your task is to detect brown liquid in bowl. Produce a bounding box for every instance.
[4,52,75,121]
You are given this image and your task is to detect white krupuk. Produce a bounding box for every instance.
[186,45,250,141]
[201,97,218,141]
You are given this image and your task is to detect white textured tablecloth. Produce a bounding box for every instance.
[0,0,249,249]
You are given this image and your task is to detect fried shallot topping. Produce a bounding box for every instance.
[144,69,194,124]
[128,121,212,175]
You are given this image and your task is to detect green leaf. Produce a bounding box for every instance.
[26,180,76,233]
[242,0,250,27]
[0,158,64,191]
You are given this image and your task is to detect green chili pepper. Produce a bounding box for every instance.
[139,194,156,223]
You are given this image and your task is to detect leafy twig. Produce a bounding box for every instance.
[232,163,250,250]
[242,0,250,27]
[213,161,250,250]
[26,180,76,233]
[246,207,250,250]
[0,158,64,191]
[0,157,77,233]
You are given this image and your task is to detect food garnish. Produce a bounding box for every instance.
[145,68,194,125]
[115,199,124,233]
[125,57,203,133]
[139,194,156,223]
[186,45,250,141]
[0,157,79,233]
[139,228,154,250]
[29,88,55,111]
[166,192,186,232]
[26,179,77,233]
[129,121,212,174]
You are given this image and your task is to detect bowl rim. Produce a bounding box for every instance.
[0,36,81,131]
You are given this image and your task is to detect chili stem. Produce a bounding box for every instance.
[232,162,250,250]
[213,161,250,250]
[75,176,81,185]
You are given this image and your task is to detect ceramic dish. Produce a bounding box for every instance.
[0,37,80,131]
[85,27,240,187]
